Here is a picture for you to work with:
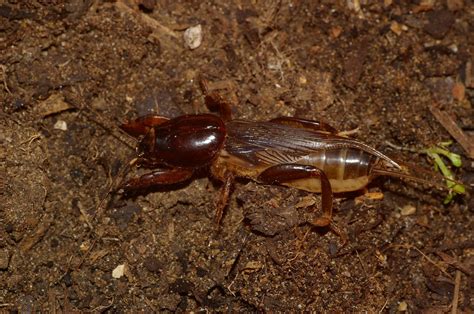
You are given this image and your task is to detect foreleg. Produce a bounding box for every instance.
[121,168,193,191]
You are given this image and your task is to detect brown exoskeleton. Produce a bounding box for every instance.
[120,80,434,241]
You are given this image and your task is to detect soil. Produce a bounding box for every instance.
[1,0,473,312]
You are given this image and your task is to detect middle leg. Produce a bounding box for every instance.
[214,172,235,225]
[200,78,232,121]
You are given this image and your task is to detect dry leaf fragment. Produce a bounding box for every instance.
[36,94,72,118]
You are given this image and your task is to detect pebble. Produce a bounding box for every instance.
[53,120,67,131]
[390,21,403,36]
[112,264,125,278]
[413,0,435,13]
[342,270,351,277]
[330,26,342,38]
[398,301,408,311]
[452,82,465,101]
[298,75,307,85]
[183,24,202,50]
[423,10,455,39]
[401,204,416,216]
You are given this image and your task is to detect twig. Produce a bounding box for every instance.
[77,200,94,231]
[378,299,389,313]
[0,304,14,308]
[385,141,419,154]
[19,217,52,252]
[338,127,360,137]
[0,64,12,94]
[356,249,368,277]
[19,133,42,147]
[114,0,182,51]
[389,244,453,279]
[92,297,114,312]
[144,297,157,312]
[451,270,461,314]
[429,105,474,159]
[436,251,472,276]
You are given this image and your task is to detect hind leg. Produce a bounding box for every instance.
[269,117,339,134]
[258,164,347,244]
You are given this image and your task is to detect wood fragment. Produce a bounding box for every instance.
[390,244,453,279]
[436,251,472,276]
[429,105,474,159]
[77,200,93,231]
[19,214,53,252]
[451,270,461,314]
[89,249,109,263]
[114,0,181,51]
[465,61,473,88]
[0,64,11,94]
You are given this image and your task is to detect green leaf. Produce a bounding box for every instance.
[422,143,465,204]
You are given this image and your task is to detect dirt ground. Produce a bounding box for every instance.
[1,0,473,312]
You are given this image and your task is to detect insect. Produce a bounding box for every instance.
[119,80,437,241]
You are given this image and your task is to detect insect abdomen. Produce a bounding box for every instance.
[292,148,378,193]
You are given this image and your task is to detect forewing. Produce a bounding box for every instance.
[225,120,400,168]
[225,120,334,165]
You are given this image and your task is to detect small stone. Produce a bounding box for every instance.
[330,26,342,38]
[79,241,91,252]
[347,0,361,12]
[112,264,125,278]
[0,250,10,270]
[401,204,416,216]
[53,120,67,131]
[355,191,384,205]
[413,0,435,13]
[448,44,458,53]
[342,271,351,277]
[183,24,202,50]
[398,301,408,311]
[416,215,429,227]
[452,82,465,101]
[423,10,455,39]
[375,249,388,266]
[298,76,307,85]
[390,21,403,36]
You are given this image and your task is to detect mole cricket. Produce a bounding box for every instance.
[117,79,457,241]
